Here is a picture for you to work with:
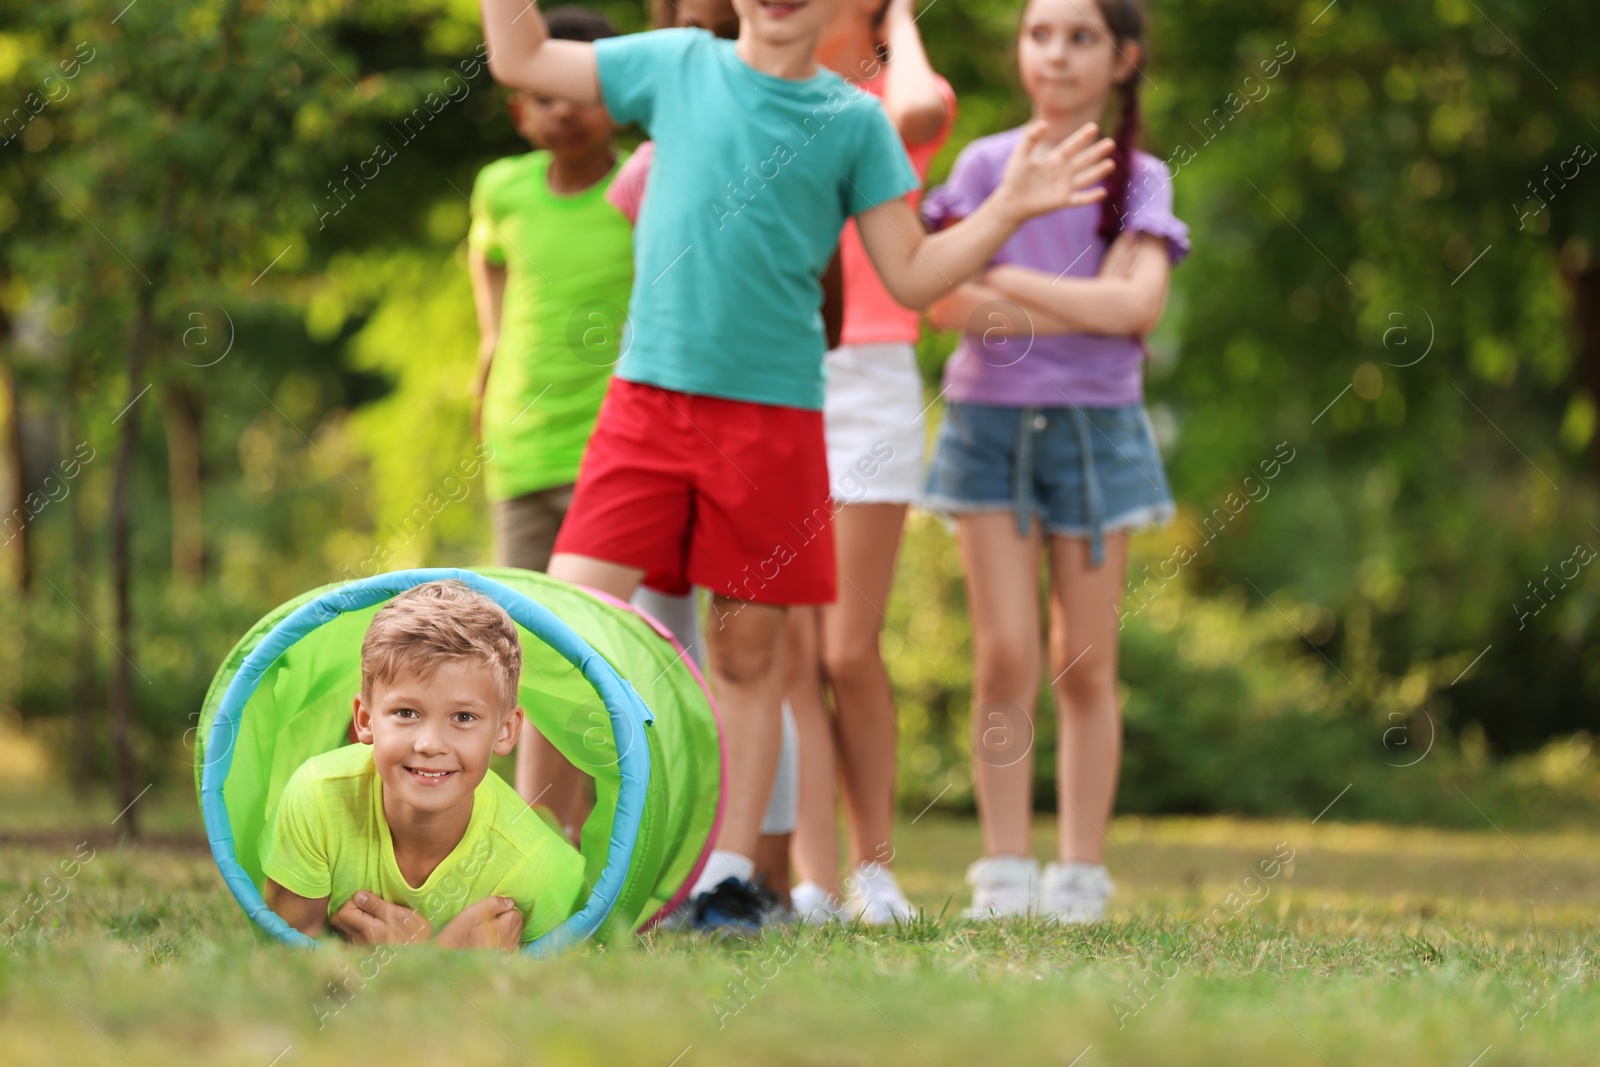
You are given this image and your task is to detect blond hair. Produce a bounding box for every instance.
[360,580,522,710]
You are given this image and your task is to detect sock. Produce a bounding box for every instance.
[692,850,755,896]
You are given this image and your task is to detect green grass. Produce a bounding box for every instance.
[2,788,1598,1066]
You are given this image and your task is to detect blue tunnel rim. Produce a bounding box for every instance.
[197,567,653,957]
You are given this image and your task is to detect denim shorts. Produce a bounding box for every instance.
[923,401,1174,566]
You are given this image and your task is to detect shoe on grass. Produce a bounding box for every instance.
[843,862,917,926]
[790,881,844,925]
[964,856,1039,919]
[689,876,766,937]
[751,877,797,928]
[1040,862,1114,923]
[651,902,692,932]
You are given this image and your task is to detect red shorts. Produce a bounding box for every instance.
[554,379,837,605]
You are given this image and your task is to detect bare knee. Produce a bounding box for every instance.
[974,632,1039,688]
[819,634,881,688]
[1051,642,1117,710]
[707,601,786,687]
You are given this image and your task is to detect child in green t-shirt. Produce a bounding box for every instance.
[467,5,634,574]
[263,580,586,950]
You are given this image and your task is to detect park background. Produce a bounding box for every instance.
[5,2,1600,1064]
[5,0,1599,835]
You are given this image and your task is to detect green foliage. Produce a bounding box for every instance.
[885,514,1600,829]
[4,0,1600,813]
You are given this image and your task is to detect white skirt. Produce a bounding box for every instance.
[824,342,927,505]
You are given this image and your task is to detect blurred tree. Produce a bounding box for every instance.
[3,0,1597,828]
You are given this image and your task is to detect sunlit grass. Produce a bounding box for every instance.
[2,791,1597,1065]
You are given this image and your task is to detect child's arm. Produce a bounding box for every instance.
[880,0,950,147]
[329,891,435,945]
[434,896,524,951]
[480,0,601,101]
[264,878,331,938]
[925,281,1078,335]
[981,230,1174,336]
[468,248,507,439]
[821,248,844,351]
[856,122,1114,312]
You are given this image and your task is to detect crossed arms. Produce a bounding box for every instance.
[265,879,525,951]
[477,0,1117,314]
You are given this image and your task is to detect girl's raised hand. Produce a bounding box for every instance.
[994,121,1117,225]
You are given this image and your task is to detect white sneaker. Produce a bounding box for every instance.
[790,881,845,925]
[1040,862,1115,923]
[964,856,1039,919]
[843,862,917,926]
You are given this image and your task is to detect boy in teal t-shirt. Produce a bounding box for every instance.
[480,0,1115,934]
[262,580,586,949]
[468,6,634,573]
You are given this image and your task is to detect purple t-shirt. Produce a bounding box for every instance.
[922,129,1190,408]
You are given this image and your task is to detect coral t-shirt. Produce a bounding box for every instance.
[838,73,956,346]
[607,140,653,224]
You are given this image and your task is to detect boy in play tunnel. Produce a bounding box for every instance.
[263,579,585,950]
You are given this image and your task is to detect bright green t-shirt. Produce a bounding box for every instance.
[593,29,919,410]
[469,150,634,502]
[262,744,586,945]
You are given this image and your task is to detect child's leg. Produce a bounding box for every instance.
[753,703,799,906]
[753,833,792,905]
[630,587,704,667]
[788,605,841,895]
[491,485,576,571]
[701,595,789,870]
[820,502,908,869]
[955,512,1044,859]
[516,554,646,817]
[1044,532,1129,865]
[495,488,579,823]
[548,553,645,600]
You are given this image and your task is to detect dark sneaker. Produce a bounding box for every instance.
[689,876,766,937]
[751,876,796,928]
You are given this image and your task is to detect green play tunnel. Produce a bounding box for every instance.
[194,567,724,955]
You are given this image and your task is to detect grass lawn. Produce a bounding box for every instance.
[2,785,1598,1066]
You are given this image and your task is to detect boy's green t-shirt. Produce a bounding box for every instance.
[263,744,586,945]
[468,150,634,502]
[592,29,919,411]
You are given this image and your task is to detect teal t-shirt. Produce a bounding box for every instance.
[593,29,918,410]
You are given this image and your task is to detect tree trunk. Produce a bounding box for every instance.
[1569,263,1600,483]
[0,287,27,595]
[108,288,154,839]
[162,381,203,586]
[0,276,26,751]
[67,390,103,798]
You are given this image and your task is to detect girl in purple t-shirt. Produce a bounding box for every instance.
[920,0,1189,923]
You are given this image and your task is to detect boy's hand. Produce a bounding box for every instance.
[330,891,434,945]
[435,896,525,951]
[993,121,1117,227]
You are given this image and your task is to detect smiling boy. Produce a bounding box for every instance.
[262,580,586,950]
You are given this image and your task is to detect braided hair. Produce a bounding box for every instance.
[1092,0,1145,243]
